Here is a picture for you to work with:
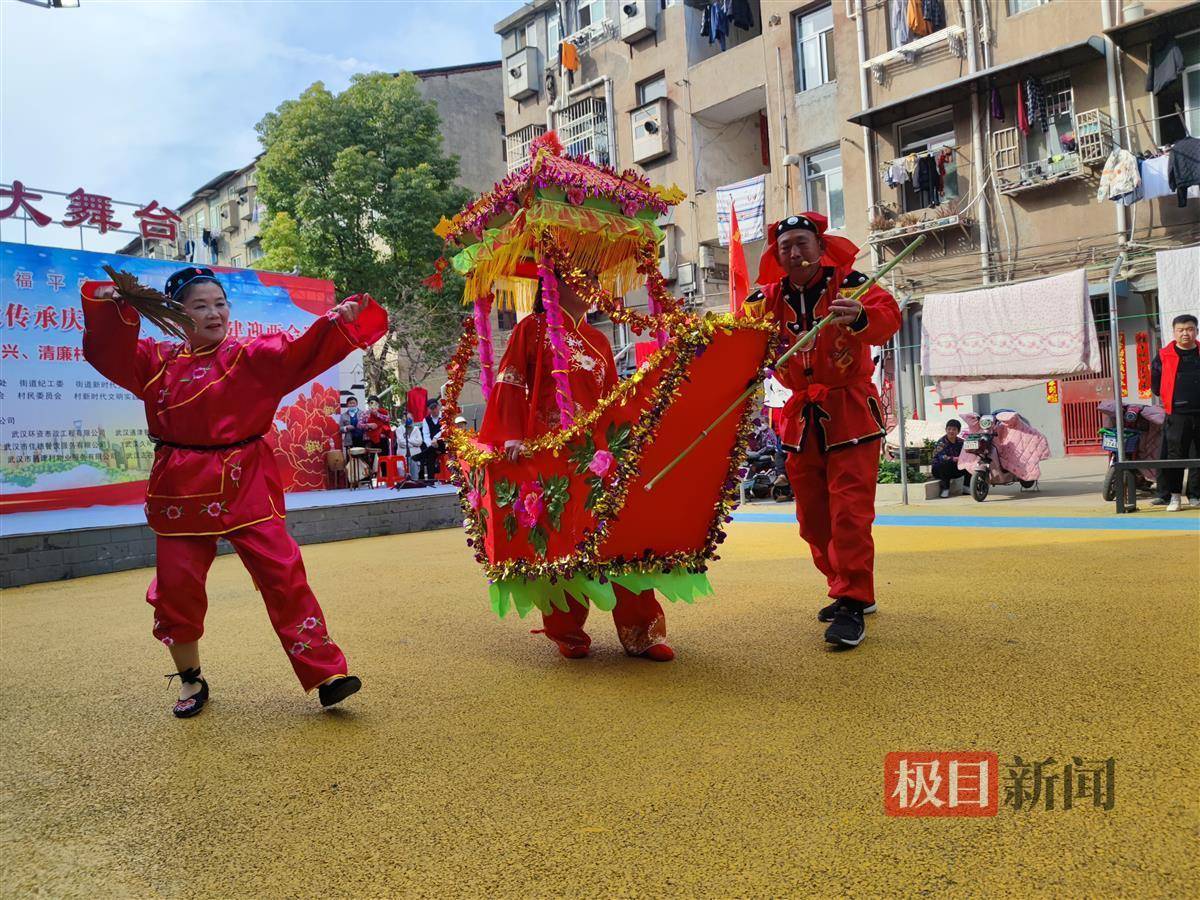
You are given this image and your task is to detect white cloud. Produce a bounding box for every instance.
[0,0,515,252]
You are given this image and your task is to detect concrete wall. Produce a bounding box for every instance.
[416,66,507,195]
[0,491,464,590]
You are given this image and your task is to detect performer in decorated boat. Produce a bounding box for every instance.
[742,213,901,649]
[80,266,388,716]
[478,270,674,662]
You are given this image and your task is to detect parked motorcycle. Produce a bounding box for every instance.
[958,410,1051,502]
[1097,400,1164,502]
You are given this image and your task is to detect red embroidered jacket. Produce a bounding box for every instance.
[478,312,617,446]
[743,266,901,452]
[80,282,387,536]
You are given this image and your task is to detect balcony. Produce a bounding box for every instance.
[558,96,610,167]
[862,26,966,84]
[505,123,547,174]
[868,198,974,253]
[996,153,1087,196]
[687,34,767,126]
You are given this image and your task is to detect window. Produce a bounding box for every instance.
[896,110,960,211]
[230,255,242,268]
[1022,73,1076,163]
[526,20,539,50]
[209,202,221,228]
[496,307,517,331]
[804,146,844,230]
[195,209,207,233]
[249,245,264,262]
[1007,0,1048,14]
[576,0,606,30]
[252,200,266,223]
[1157,31,1200,145]
[637,73,667,105]
[512,27,527,52]
[795,5,835,92]
[548,12,562,59]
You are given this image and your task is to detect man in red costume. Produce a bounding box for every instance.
[81,266,388,715]
[742,213,901,648]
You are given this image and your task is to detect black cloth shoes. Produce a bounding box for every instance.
[319,675,362,707]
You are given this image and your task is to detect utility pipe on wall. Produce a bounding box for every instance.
[1101,0,1128,244]
[962,0,992,287]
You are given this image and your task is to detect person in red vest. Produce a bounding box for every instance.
[1151,313,1200,510]
[741,213,901,648]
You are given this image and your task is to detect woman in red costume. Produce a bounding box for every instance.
[478,269,674,662]
[81,266,388,716]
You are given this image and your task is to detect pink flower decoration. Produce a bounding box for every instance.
[566,187,586,206]
[302,617,320,631]
[514,480,545,529]
[622,201,640,218]
[161,636,174,647]
[589,449,615,478]
[467,488,482,510]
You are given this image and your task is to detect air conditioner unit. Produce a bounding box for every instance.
[221,200,239,233]
[698,244,717,269]
[506,47,541,101]
[657,224,677,281]
[619,1,658,43]
[631,99,670,164]
[676,262,697,293]
[240,186,257,221]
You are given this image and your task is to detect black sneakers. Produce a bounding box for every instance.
[824,604,867,648]
[818,600,877,623]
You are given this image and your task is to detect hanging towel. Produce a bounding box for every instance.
[561,40,580,72]
[1016,81,1030,135]
[1140,153,1174,199]
[1146,36,1185,95]
[921,268,1101,397]
[990,84,1005,121]
[908,0,932,37]
[1096,147,1140,201]
[1155,245,1200,344]
[1168,137,1200,207]
[715,174,766,246]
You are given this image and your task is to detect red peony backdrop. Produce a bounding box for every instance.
[267,382,341,492]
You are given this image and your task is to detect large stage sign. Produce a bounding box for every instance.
[0,242,355,515]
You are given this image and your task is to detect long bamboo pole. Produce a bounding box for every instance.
[643,235,927,492]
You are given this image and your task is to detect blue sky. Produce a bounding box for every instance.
[0,0,519,251]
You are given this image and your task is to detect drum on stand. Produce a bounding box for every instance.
[346,447,373,488]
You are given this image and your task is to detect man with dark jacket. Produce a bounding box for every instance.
[1151,314,1200,510]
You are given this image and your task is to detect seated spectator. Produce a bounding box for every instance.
[363,396,393,454]
[931,419,969,498]
[339,396,364,448]
[1152,314,1200,511]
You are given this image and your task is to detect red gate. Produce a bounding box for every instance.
[1059,314,1114,455]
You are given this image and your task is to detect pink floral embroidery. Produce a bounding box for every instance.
[588,450,615,478]
[295,616,323,634]
[229,465,242,483]
[165,505,183,520]
[200,501,226,517]
[290,641,311,656]
[513,480,545,529]
[161,636,175,647]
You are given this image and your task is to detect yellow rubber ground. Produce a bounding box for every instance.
[2,516,1197,898]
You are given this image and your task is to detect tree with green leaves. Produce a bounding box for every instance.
[253,72,470,393]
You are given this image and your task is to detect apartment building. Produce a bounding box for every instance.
[493,0,846,355]
[837,0,1200,453]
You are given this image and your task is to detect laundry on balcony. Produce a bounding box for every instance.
[1097,141,1200,206]
[1096,147,1140,202]
[1146,35,1185,95]
[921,269,1102,398]
[698,0,755,53]
[715,174,766,246]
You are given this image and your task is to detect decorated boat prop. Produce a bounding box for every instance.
[433,133,776,618]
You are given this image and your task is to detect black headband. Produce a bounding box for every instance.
[165,266,224,301]
[776,215,820,237]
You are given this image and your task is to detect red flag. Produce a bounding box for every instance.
[729,205,750,313]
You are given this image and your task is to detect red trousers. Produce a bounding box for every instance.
[537,585,667,655]
[147,517,348,691]
[785,438,879,605]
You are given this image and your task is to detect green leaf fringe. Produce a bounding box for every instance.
[488,568,714,619]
